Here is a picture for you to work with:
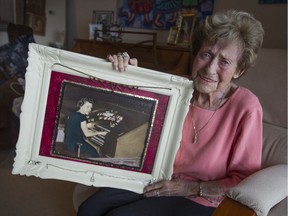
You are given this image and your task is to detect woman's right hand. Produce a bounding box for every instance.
[107,52,138,72]
[97,131,108,136]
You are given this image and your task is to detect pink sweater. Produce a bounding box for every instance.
[173,87,263,207]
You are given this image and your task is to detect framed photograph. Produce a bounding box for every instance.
[92,10,114,25]
[89,24,103,40]
[25,13,46,35]
[31,14,46,35]
[177,13,197,47]
[25,0,46,14]
[167,27,180,45]
[13,43,193,193]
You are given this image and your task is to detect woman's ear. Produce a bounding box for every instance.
[233,70,245,79]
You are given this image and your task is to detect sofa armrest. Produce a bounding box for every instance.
[226,164,287,216]
[212,197,256,216]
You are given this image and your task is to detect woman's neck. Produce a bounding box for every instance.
[192,83,237,110]
[77,110,85,115]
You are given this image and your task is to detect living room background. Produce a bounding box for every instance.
[0,0,287,50]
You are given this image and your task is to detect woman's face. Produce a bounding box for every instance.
[79,101,93,115]
[191,40,243,95]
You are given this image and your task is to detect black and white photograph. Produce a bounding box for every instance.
[52,81,157,170]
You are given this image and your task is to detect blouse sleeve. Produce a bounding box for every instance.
[201,104,263,206]
[221,104,263,190]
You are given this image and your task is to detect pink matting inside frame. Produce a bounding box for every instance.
[39,71,170,174]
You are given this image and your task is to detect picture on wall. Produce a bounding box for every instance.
[167,26,180,45]
[91,10,115,39]
[177,13,197,46]
[32,14,46,35]
[25,0,46,35]
[92,10,114,25]
[117,0,214,30]
[88,24,103,40]
[25,0,46,14]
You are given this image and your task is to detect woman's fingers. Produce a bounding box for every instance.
[129,58,138,67]
[143,179,199,198]
[143,181,164,197]
[107,52,137,72]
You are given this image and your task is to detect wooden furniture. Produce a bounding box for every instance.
[95,30,158,65]
[71,38,193,75]
[212,197,256,216]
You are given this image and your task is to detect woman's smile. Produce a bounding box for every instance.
[198,74,217,83]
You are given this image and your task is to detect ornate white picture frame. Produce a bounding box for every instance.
[12,43,193,193]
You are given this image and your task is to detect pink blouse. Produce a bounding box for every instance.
[173,87,263,207]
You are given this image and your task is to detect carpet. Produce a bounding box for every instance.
[0,149,76,216]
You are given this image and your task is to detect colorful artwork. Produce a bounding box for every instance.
[117,0,214,30]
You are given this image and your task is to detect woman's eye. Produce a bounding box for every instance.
[220,59,230,66]
[200,52,211,59]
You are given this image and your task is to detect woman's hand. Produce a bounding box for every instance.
[143,179,199,198]
[97,131,108,136]
[107,52,138,72]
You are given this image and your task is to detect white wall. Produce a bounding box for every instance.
[34,0,66,47]
[67,0,118,49]
[213,0,287,49]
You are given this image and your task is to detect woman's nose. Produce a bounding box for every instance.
[205,59,217,74]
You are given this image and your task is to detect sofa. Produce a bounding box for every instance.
[72,48,287,216]
[0,23,34,150]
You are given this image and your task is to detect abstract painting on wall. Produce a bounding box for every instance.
[117,0,214,30]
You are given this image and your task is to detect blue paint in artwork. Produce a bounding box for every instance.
[117,0,214,30]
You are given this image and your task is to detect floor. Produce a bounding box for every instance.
[0,149,77,216]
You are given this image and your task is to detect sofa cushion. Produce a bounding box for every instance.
[262,122,287,168]
[0,78,23,149]
[226,164,287,216]
[0,33,35,80]
[236,48,287,128]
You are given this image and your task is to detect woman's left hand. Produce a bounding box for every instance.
[143,179,199,198]
[107,52,138,72]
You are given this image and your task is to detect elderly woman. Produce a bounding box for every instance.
[77,10,264,216]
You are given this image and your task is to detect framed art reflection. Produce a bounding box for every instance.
[177,13,197,47]
[167,27,180,45]
[92,10,114,25]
